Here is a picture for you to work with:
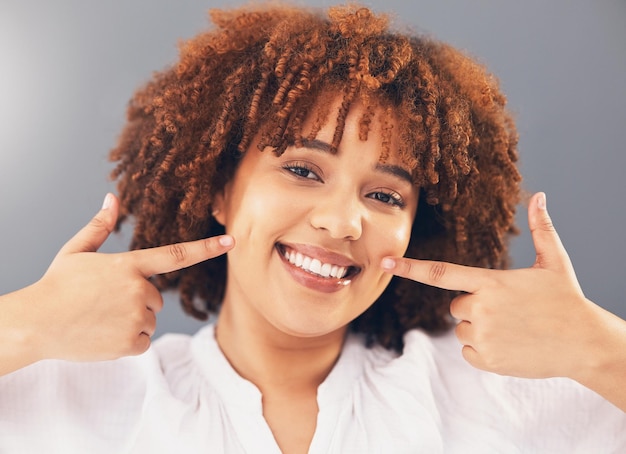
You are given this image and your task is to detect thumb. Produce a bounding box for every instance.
[528,192,570,270]
[58,193,119,255]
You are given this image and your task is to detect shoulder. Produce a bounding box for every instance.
[348,328,626,452]
[402,328,626,451]
[0,352,155,453]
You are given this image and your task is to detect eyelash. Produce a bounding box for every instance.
[283,162,320,181]
[282,163,406,208]
[368,189,406,208]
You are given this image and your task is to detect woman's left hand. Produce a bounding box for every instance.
[382,192,626,411]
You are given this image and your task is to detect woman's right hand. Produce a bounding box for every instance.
[0,194,234,374]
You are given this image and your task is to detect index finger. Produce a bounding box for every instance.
[129,235,234,277]
[381,257,485,293]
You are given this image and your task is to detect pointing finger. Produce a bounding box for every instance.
[59,193,119,255]
[130,235,235,277]
[381,256,484,293]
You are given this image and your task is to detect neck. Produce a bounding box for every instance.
[215,299,346,393]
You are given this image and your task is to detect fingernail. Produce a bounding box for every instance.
[381,258,396,270]
[219,235,234,247]
[102,193,113,210]
[537,192,546,210]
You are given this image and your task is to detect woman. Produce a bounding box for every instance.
[1,4,624,453]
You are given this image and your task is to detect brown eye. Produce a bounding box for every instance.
[283,162,322,181]
[368,190,405,208]
[290,167,315,178]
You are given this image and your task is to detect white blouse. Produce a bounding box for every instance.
[1,324,624,453]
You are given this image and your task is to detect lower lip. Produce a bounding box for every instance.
[277,247,353,294]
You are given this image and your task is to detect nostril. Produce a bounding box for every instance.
[309,208,363,240]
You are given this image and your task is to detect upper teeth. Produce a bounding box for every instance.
[283,249,349,279]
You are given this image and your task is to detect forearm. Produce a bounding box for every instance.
[572,302,626,412]
[0,285,43,376]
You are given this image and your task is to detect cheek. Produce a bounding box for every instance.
[369,214,414,258]
[394,220,413,250]
[362,216,412,298]
[226,183,300,242]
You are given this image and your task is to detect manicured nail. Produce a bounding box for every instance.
[381,258,396,270]
[537,192,546,210]
[219,235,234,247]
[102,193,113,210]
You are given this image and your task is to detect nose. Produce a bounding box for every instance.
[309,190,363,240]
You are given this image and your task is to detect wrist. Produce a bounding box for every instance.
[569,299,626,388]
[0,284,46,372]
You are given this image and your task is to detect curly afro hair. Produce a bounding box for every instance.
[110,3,521,352]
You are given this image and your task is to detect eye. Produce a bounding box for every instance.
[367,189,406,208]
[282,162,322,181]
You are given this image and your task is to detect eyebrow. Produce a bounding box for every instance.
[374,163,414,185]
[300,138,414,185]
[301,138,332,152]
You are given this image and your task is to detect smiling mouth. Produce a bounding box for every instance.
[276,244,361,280]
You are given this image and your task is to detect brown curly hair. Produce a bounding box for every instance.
[110,3,521,352]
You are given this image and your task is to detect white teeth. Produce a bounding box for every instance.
[331,265,347,278]
[283,247,350,279]
[310,259,322,274]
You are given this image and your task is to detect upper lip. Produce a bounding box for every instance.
[277,242,361,269]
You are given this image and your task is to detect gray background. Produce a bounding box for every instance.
[1,0,624,338]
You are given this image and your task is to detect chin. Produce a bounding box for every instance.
[271,315,347,340]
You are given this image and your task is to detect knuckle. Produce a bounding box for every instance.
[472,303,487,319]
[136,335,152,354]
[540,217,555,232]
[533,212,556,233]
[111,253,129,269]
[118,330,151,357]
[449,299,458,317]
[460,345,478,366]
[428,262,447,283]
[88,215,113,235]
[148,312,157,331]
[481,272,499,290]
[168,243,188,264]
[482,354,500,372]
[118,334,138,356]
[203,238,217,254]
[449,296,463,319]
[143,316,156,338]
[124,337,149,357]
[454,322,464,338]
[128,308,145,327]
[127,278,147,299]
[151,295,164,313]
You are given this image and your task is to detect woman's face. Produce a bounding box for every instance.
[214,100,419,339]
